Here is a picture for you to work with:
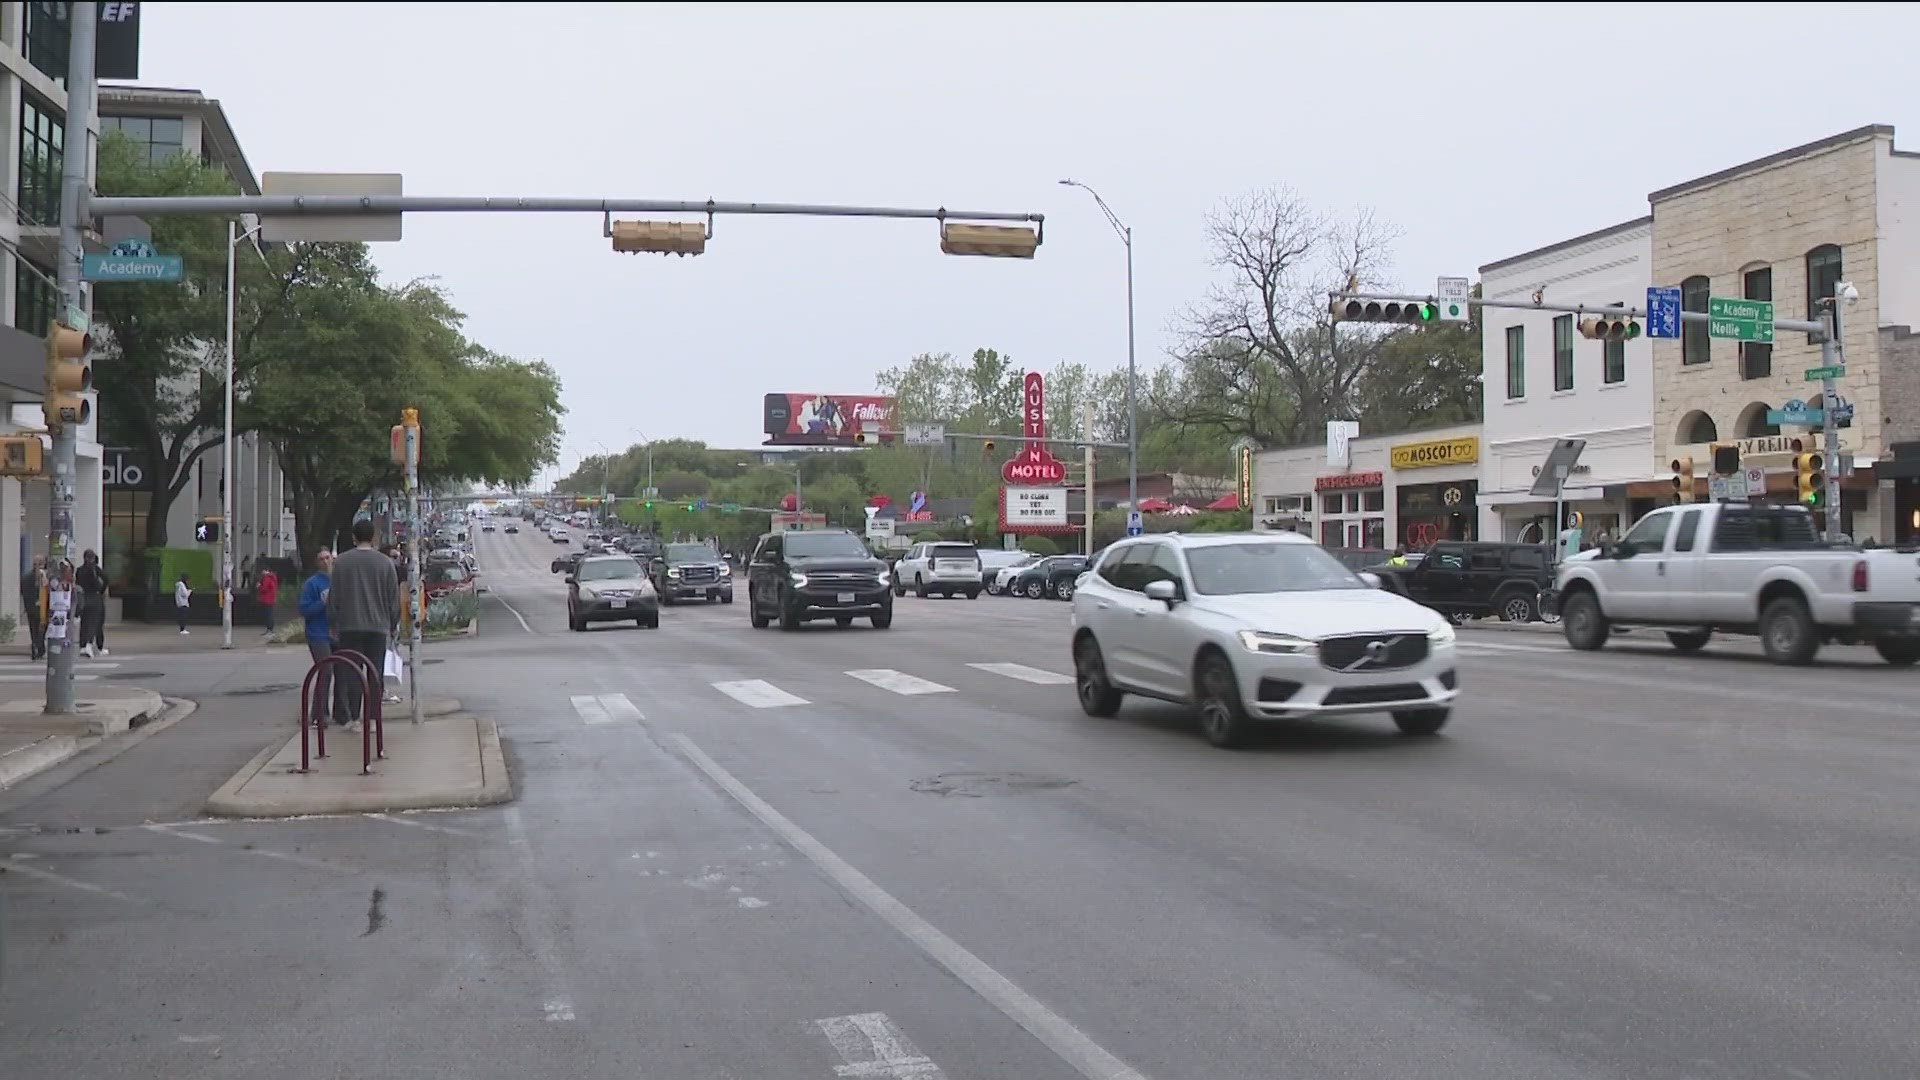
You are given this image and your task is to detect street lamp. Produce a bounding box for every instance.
[1058,178,1137,513]
[220,217,269,650]
[628,427,656,529]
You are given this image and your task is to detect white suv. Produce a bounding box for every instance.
[1069,532,1459,747]
[892,542,984,599]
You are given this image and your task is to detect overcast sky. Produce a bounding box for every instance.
[131,2,1920,484]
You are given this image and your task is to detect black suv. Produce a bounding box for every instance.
[747,528,893,630]
[651,540,735,605]
[1371,541,1553,623]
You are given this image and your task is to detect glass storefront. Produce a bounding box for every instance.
[1396,480,1477,551]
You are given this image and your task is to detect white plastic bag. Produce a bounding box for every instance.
[385,647,404,682]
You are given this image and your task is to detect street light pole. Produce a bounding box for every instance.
[1059,179,1138,512]
[220,220,267,650]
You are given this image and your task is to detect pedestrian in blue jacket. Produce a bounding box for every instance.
[298,550,349,726]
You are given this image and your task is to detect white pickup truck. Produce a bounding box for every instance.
[1555,501,1920,666]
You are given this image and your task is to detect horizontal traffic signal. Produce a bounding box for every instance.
[1578,314,1641,340]
[610,220,706,256]
[940,223,1040,259]
[1330,298,1436,325]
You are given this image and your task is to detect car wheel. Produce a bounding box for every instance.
[966,589,980,600]
[1665,629,1711,653]
[1392,708,1450,736]
[1561,592,1608,651]
[720,591,733,605]
[749,601,770,629]
[1873,637,1920,666]
[1759,596,1819,665]
[1195,653,1251,748]
[641,613,659,629]
[1055,579,1075,601]
[779,603,802,631]
[1073,635,1122,718]
[1025,580,1044,599]
[870,605,893,630]
[986,581,1001,595]
[1497,590,1536,623]
[894,580,907,597]
[915,577,928,599]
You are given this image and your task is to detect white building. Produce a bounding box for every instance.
[1476,218,1654,543]
[1252,421,1483,552]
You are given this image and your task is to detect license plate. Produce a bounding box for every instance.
[611,599,627,609]
[838,592,855,604]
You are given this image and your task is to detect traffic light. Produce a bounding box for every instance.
[853,431,867,445]
[43,321,91,432]
[1710,443,1741,475]
[939,223,1040,259]
[1794,451,1825,506]
[1329,298,1437,324]
[1670,456,1695,503]
[0,435,44,476]
[1577,314,1642,340]
[610,220,706,257]
[194,519,221,543]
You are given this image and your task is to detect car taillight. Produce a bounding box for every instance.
[1852,560,1869,592]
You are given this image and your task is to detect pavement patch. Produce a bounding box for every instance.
[908,771,1078,798]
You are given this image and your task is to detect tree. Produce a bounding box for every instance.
[876,351,963,422]
[1352,307,1483,433]
[654,470,710,500]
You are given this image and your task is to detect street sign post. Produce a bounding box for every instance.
[1435,276,1470,322]
[719,502,740,514]
[81,239,182,282]
[1744,466,1765,493]
[904,422,945,447]
[1126,510,1144,537]
[1707,296,1775,342]
[1646,286,1681,339]
[1804,365,1845,382]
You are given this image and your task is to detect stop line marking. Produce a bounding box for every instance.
[572,693,643,725]
[712,680,809,708]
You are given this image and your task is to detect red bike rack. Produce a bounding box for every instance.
[299,650,385,775]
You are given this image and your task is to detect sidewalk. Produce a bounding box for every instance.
[0,619,298,659]
[205,696,512,817]
[0,671,179,789]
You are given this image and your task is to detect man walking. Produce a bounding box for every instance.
[75,550,108,658]
[19,555,45,660]
[327,521,398,725]
[298,550,350,726]
[256,565,280,636]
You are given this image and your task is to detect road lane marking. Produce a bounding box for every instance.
[816,1012,947,1079]
[2,855,145,904]
[365,812,479,837]
[0,673,98,682]
[0,661,118,669]
[675,734,1149,1080]
[846,669,955,696]
[968,662,1073,685]
[712,679,809,708]
[597,693,644,722]
[571,694,612,725]
[492,593,535,634]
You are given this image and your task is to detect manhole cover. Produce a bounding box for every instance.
[908,771,1077,798]
[222,682,300,696]
[104,671,165,680]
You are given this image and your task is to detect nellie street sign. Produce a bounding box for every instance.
[1706,296,1774,343]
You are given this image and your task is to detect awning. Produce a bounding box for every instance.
[1206,493,1241,511]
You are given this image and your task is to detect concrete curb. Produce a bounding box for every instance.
[202,712,509,818]
[202,738,287,817]
[0,734,85,789]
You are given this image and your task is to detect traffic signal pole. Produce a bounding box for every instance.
[45,4,96,715]
[1817,311,1843,533]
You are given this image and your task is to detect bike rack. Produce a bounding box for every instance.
[298,650,385,776]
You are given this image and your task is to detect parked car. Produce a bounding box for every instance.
[423,561,475,601]
[1009,555,1091,600]
[891,541,984,598]
[1370,541,1553,624]
[1070,532,1459,747]
[566,553,659,630]
[1555,501,1920,665]
[984,551,1038,595]
[650,541,734,604]
[746,528,893,630]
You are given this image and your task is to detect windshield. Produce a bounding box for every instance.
[666,543,720,563]
[425,563,467,584]
[929,544,977,560]
[577,557,643,582]
[785,532,871,559]
[1186,543,1369,596]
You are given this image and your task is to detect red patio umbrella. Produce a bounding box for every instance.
[1207,493,1241,511]
[1136,498,1174,513]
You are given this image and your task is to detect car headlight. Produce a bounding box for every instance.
[790,572,809,588]
[667,567,681,578]
[1427,623,1456,646]
[579,587,598,601]
[719,564,732,577]
[1236,630,1318,655]
[637,580,656,595]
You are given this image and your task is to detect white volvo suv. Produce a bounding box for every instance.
[1069,532,1460,747]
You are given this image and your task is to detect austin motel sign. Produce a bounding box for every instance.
[1001,371,1068,484]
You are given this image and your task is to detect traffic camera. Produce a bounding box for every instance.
[610,220,706,257]
[1578,314,1641,340]
[1794,451,1825,506]
[939,223,1040,259]
[43,321,91,432]
[1670,456,1695,503]
[1329,298,1436,324]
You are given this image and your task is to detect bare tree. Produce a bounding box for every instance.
[1161,188,1402,448]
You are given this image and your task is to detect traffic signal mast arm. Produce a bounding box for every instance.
[944,432,1130,451]
[1330,291,1828,336]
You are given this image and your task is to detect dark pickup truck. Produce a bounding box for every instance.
[650,541,735,605]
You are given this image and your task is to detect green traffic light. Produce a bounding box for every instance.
[1419,304,1435,322]
[1626,321,1642,339]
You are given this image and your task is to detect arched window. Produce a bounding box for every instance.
[1681,275,1711,365]
[1678,410,1718,445]
[1737,402,1779,438]
[1806,245,1843,342]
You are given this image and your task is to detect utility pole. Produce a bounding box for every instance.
[1083,402,1095,556]
[1819,308,1844,535]
[44,3,96,715]
[393,409,424,725]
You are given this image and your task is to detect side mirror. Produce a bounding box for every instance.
[1359,571,1382,589]
[1143,579,1181,606]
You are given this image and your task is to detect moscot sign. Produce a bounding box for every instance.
[1390,436,1479,470]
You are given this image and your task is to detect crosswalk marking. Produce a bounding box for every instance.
[598,693,644,722]
[712,680,809,708]
[968,662,1073,685]
[846,669,954,696]
[0,661,118,670]
[573,693,644,725]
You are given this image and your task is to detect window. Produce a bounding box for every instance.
[1505,325,1525,398]
[1553,314,1574,391]
[1603,337,1626,385]
[1137,544,1185,589]
[1678,411,1718,444]
[1469,549,1504,572]
[1805,245,1843,343]
[14,259,57,335]
[1741,266,1773,379]
[1740,403,1779,439]
[1507,548,1546,572]
[1681,275,1711,364]
[1362,489,1384,513]
[1621,511,1673,553]
[103,115,188,165]
[1184,543,1367,596]
[17,93,64,227]
[1673,509,1702,552]
[103,489,153,590]
[23,2,70,87]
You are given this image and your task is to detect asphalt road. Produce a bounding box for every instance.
[3,525,1918,1079]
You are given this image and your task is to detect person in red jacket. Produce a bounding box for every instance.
[256,567,279,636]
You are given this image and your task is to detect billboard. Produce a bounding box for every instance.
[763,393,895,447]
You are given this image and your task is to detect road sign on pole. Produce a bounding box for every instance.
[1804,365,1845,382]
[1126,510,1144,536]
[1706,296,1775,342]
[1646,286,1681,339]
[904,422,945,446]
[1435,276,1470,322]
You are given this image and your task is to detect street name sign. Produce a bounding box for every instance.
[1804,365,1845,382]
[1706,296,1774,342]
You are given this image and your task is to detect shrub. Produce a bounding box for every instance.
[0,612,15,644]
[1018,535,1060,556]
[424,592,479,630]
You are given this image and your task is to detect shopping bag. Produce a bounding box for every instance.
[385,647,404,682]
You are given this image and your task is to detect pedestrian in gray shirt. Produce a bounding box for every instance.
[327,520,398,725]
